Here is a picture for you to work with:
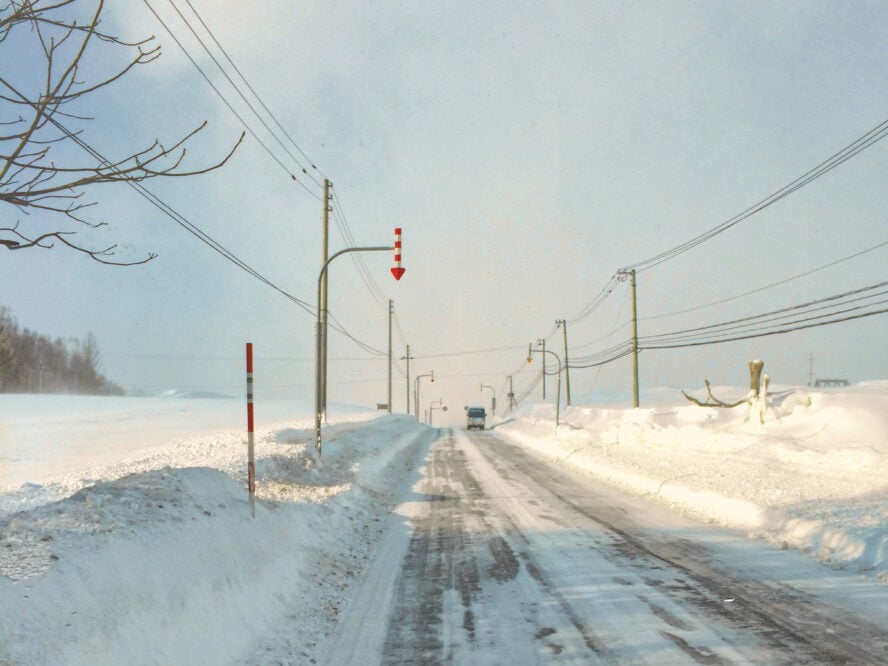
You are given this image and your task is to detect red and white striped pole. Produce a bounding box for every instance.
[391,227,405,281]
[246,343,256,516]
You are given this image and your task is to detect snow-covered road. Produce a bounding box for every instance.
[314,427,888,664]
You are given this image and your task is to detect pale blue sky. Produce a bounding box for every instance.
[3,1,886,422]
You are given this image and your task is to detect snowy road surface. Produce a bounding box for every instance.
[314,427,888,665]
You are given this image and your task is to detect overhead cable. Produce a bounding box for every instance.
[622,117,888,273]
[180,0,326,182]
[642,238,888,322]
[640,281,888,349]
[142,0,321,199]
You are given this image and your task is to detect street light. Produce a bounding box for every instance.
[526,342,562,427]
[480,383,496,418]
[429,398,447,426]
[315,245,391,455]
[413,371,434,421]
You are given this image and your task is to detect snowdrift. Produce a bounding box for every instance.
[496,381,888,582]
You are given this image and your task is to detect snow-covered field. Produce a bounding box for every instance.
[0,382,886,664]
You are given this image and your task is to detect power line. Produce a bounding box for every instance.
[640,280,888,349]
[180,0,326,182]
[643,304,888,350]
[641,238,888,322]
[623,117,888,273]
[326,309,387,357]
[563,281,888,370]
[330,192,390,305]
[142,0,321,199]
[165,0,322,186]
[414,344,527,360]
[642,280,888,343]
[568,341,635,369]
[567,273,621,325]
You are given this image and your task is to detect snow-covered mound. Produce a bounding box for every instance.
[496,381,888,581]
[0,407,430,665]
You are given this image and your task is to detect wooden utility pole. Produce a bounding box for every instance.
[557,319,571,406]
[401,344,413,414]
[630,269,639,408]
[320,179,331,417]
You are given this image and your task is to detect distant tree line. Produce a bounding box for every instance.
[0,307,124,395]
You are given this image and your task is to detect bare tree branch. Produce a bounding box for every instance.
[1,222,156,265]
[0,0,243,265]
[681,380,748,408]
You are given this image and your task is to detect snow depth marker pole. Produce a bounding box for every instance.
[246,343,256,517]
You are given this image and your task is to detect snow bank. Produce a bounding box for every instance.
[496,381,888,581]
[0,398,429,665]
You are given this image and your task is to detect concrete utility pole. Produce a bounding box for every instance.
[537,338,547,399]
[401,345,413,415]
[320,179,331,418]
[387,300,393,413]
[556,319,571,406]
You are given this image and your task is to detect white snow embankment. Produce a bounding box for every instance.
[0,415,430,666]
[496,383,888,582]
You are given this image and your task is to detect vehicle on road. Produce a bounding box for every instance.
[466,406,486,430]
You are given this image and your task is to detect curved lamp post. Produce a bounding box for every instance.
[315,245,391,454]
[527,342,562,428]
[480,383,496,418]
[413,371,434,421]
[429,398,447,426]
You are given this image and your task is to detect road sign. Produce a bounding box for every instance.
[391,227,405,280]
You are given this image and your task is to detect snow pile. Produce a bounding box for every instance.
[0,400,430,665]
[496,381,888,581]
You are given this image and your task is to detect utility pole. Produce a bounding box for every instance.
[401,345,413,415]
[537,338,546,400]
[507,375,516,412]
[556,319,571,406]
[628,269,640,408]
[320,178,332,418]
[807,353,814,387]
[387,300,393,413]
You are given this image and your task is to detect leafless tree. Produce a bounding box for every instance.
[0,0,244,264]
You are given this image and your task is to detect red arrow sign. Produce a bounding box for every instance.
[391,227,405,281]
